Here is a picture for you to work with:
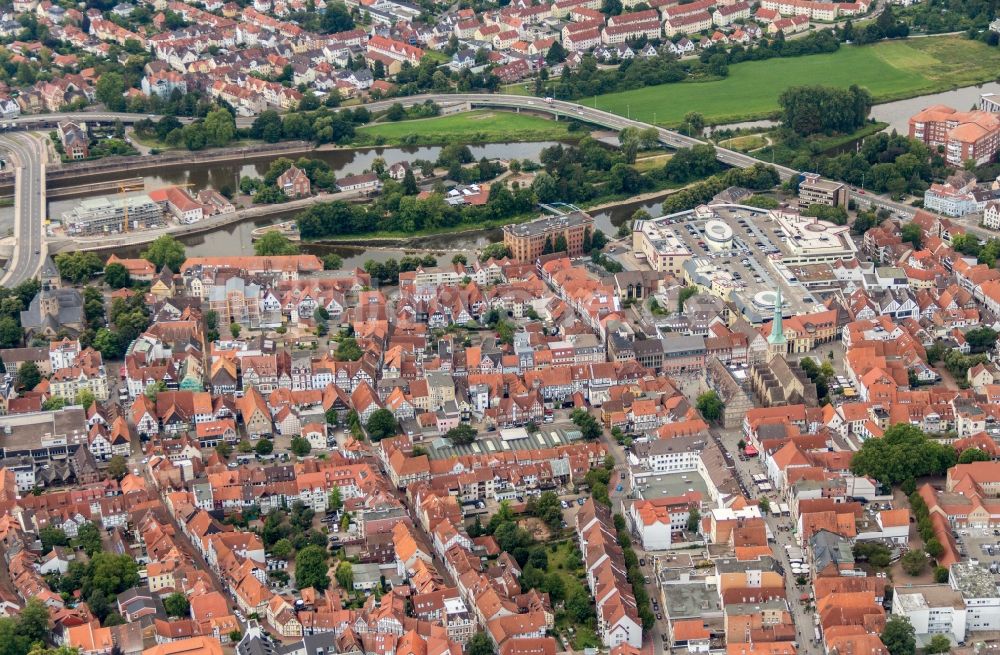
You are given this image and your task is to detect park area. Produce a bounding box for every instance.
[355,110,573,145]
[593,35,1000,126]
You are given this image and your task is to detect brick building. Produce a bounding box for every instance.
[502,212,595,262]
[909,105,1000,166]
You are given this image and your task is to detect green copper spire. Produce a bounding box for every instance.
[768,287,785,346]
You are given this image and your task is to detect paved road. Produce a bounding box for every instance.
[0,133,45,286]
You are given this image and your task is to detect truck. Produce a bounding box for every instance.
[544,97,554,104]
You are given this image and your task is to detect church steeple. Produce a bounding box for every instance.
[767,288,786,360]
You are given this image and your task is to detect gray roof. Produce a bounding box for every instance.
[809,529,854,572]
[20,288,84,333]
[660,334,706,355]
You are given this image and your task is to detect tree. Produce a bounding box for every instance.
[322,254,343,270]
[924,634,951,655]
[216,441,233,459]
[778,85,872,137]
[55,251,103,283]
[570,408,603,440]
[900,549,928,576]
[255,439,274,456]
[328,486,343,512]
[683,111,705,136]
[696,391,723,422]
[39,526,69,553]
[321,2,354,32]
[42,397,66,411]
[334,337,363,361]
[686,507,701,533]
[96,71,125,111]
[204,107,236,147]
[295,544,330,591]
[933,565,949,583]
[107,455,128,480]
[852,542,891,568]
[850,424,956,485]
[254,231,299,256]
[881,615,916,655]
[251,110,284,143]
[142,235,186,271]
[554,234,568,253]
[445,424,477,445]
[365,409,397,441]
[965,327,998,354]
[17,598,52,645]
[230,323,241,339]
[0,317,21,348]
[17,361,40,391]
[480,243,511,261]
[901,223,922,249]
[924,537,944,559]
[335,561,354,590]
[290,437,312,457]
[76,522,103,557]
[468,632,494,655]
[959,448,991,464]
[103,262,131,289]
[271,538,293,560]
[164,592,190,618]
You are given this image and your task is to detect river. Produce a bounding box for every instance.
[24,80,1000,262]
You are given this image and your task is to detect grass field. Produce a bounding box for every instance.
[593,36,1000,126]
[356,110,573,145]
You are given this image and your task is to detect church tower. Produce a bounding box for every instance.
[767,288,787,361]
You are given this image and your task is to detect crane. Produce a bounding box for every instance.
[118,182,144,234]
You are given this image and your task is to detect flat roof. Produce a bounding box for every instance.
[634,469,711,501]
[662,583,722,619]
[503,211,592,237]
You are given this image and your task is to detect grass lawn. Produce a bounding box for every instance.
[718,134,768,152]
[547,541,600,649]
[593,35,1000,126]
[355,110,573,145]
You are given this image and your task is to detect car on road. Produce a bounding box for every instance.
[640,559,646,566]
[656,614,662,621]
[577,497,586,506]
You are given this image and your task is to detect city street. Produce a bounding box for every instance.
[716,426,822,655]
[0,132,46,286]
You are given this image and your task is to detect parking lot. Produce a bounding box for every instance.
[955,527,1000,572]
[650,205,819,316]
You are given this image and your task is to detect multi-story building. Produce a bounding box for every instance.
[909,105,1000,166]
[985,201,1000,230]
[503,212,595,262]
[631,218,693,274]
[799,173,847,207]
[62,194,165,235]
